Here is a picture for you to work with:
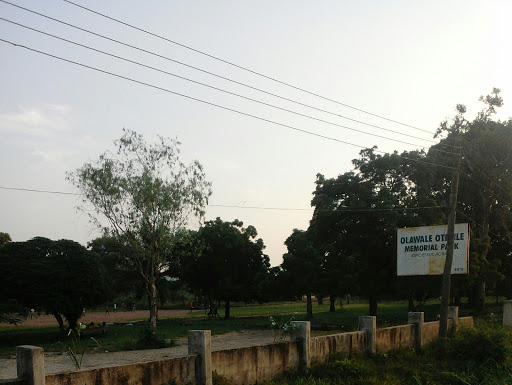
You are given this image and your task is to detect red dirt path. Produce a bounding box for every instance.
[1,309,193,327]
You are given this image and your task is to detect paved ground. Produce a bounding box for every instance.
[0,330,278,380]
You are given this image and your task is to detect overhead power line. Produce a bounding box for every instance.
[0,186,445,212]
[0,37,457,171]
[0,1,445,146]
[1,17,454,153]
[60,0,432,134]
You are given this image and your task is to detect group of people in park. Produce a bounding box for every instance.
[189,301,219,319]
[104,302,135,315]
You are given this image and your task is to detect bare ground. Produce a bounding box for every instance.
[1,309,191,328]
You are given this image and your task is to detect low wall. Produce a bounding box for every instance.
[46,355,196,385]
[212,341,299,384]
[12,309,476,385]
[376,324,415,353]
[423,321,440,345]
[310,331,366,364]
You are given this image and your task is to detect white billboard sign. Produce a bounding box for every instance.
[397,223,469,276]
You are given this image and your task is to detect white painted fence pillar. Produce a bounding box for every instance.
[358,316,376,354]
[16,345,45,385]
[188,331,212,385]
[408,312,424,349]
[291,321,310,373]
[448,306,459,329]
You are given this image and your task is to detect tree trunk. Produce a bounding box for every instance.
[65,313,80,332]
[53,313,65,335]
[369,294,378,316]
[329,295,336,312]
[408,293,415,312]
[224,299,230,319]
[306,293,313,320]
[149,282,158,333]
[317,296,323,305]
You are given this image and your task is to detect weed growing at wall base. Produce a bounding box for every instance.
[270,313,299,342]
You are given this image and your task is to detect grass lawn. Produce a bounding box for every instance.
[0,298,490,358]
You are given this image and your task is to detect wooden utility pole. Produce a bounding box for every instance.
[439,137,462,342]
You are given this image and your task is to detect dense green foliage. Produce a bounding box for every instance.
[0,237,110,332]
[181,218,270,318]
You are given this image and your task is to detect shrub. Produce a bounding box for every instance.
[445,322,512,365]
[134,328,167,350]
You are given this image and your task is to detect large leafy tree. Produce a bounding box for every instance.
[181,218,270,319]
[310,149,444,315]
[0,237,109,332]
[426,89,512,312]
[68,130,212,331]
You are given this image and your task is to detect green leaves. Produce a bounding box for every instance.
[68,129,212,331]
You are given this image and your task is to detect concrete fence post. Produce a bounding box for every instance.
[358,316,376,354]
[408,312,424,349]
[448,306,459,329]
[16,345,45,385]
[188,331,212,385]
[504,300,512,327]
[291,321,310,373]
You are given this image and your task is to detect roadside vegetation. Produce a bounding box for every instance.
[263,317,512,385]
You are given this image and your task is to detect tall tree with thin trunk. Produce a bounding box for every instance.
[68,129,212,332]
[281,228,323,320]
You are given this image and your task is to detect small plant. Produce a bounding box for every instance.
[212,371,231,385]
[59,328,86,369]
[270,313,300,342]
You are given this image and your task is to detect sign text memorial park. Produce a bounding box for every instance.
[397,223,469,276]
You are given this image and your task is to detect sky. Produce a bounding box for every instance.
[1,0,511,266]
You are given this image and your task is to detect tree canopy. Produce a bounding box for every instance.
[0,232,11,247]
[181,218,270,318]
[425,89,512,311]
[68,129,212,331]
[0,237,109,332]
[281,228,323,319]
[309,148,445,315]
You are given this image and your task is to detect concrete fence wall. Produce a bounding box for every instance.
[12,307,476,385]
[211,341,299,384]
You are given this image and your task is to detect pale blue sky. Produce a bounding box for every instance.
[1,1,511,266]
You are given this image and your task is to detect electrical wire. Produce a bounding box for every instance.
[60,0,432,134]
[0,37,457,171]
[0,0,443,143]
[0,186,445,212]
[0,17,451,152]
